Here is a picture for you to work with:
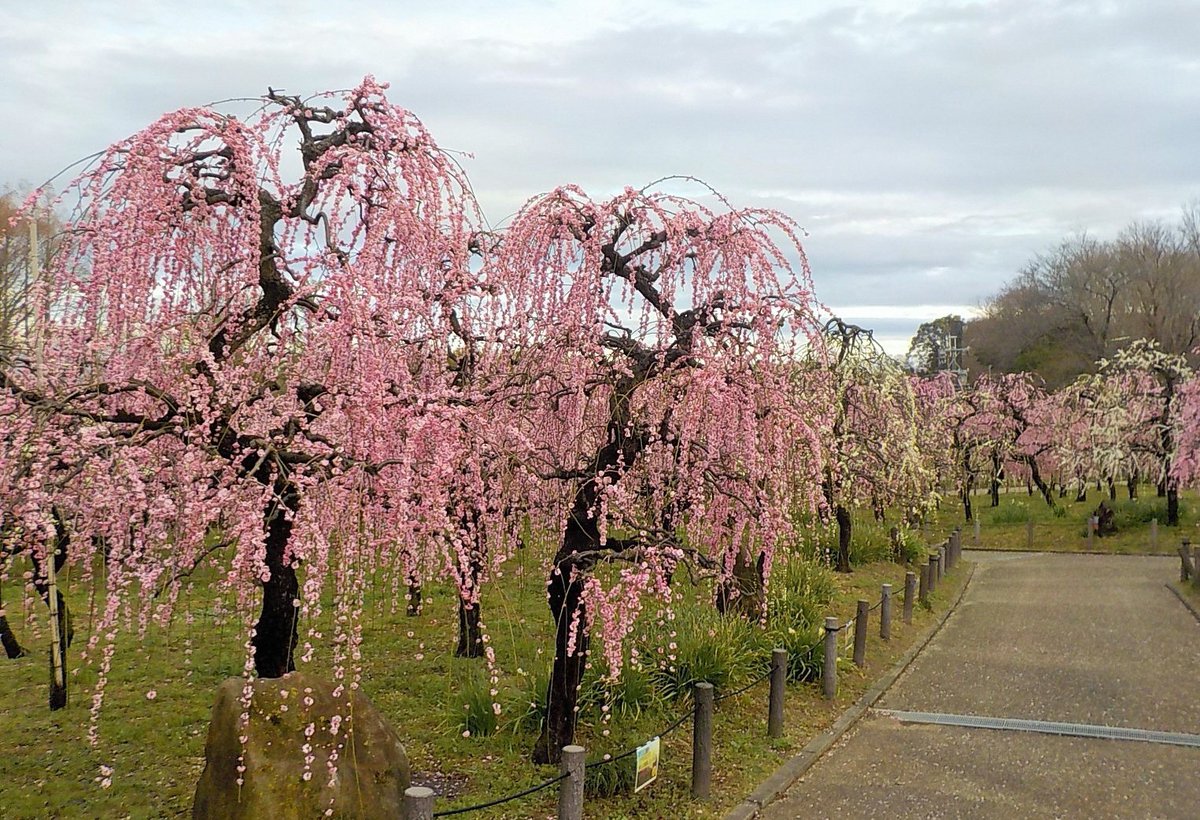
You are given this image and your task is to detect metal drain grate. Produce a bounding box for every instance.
[875,710,1200,749]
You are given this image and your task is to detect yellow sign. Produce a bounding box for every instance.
[634,736,661,793]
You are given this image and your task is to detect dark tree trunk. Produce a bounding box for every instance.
[1107,478,1117,502]
[1075,485,1087,503]
[1168,487,1180,527]
[456,598,484,658]
[1027,481,1034,496]
[1127,474,1138,500]
[1157,478,1167,498]
[0,581,26,659]
[252,486,300,678]
[835,504,852,573]
[715,550,765,619]
[990,452,1001,507]
[406,579,422,616]
[533,522,592,765]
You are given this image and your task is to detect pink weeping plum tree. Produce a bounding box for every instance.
[492,184,828,762]
[0,78,521,705]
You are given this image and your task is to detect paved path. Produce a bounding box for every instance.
[760,552,1200,819]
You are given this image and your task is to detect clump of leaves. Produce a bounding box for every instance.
[452,674,499,738]
[765,558,836,681]
[581,663,664,722]
[585,755,636,797]
[647,609,765,700]
[508,665,550,735]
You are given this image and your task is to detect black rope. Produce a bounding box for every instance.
[589,701,701,768]
[713,668,773,703]
[431,771,569,816]
[868,599,883,612]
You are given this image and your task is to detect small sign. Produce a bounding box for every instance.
[634,736,661,793]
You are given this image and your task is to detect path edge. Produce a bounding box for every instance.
[723,562,978,820]
[1165,582,1200,624]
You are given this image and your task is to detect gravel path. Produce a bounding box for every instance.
[759,551,1200,819]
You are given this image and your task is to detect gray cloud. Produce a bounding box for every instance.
[3,0,1197,352]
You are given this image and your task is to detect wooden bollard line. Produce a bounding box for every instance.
[903,572,916,624]
[918,561,929,604]
[823,617,838,699]
[691,683,714,799]
[853,600,868,668]
[880,584,892,641]
[768,648,786,738]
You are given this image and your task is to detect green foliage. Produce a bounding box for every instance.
[765,558,836,682]
[647,609,765,700]
[509,666,550,735]
[988,503,1033,524]
[581,663,664,722]
[453,673,499,738]
[585,756,636,797]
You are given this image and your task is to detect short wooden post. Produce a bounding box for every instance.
[938,545,946,579]
[1087,517,1096,550]
[691,684,714,799]
[404,786,435,820]
[973,517,980,546]
[853,600,868,667]
[1026,520,1033,550]
[822,617,838,699]
[903,572,916,624]
[1151,518,1159,552]
[559,744,585,820]
[768,647,786,738]
[1181,539,1193,582]
[1192,543,1200,593]
[929,555,939,595]
[918,562,929,604]
[880,584,892,641]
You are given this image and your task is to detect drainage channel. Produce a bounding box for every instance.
[875,709,1200,749]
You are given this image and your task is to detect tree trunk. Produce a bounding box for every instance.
[835,504,852,573]
[1168,487,1180,527]
[1157,478,1167,498]
[0,582,25,659]
[715,550,765,619]
[406,579,422,616]
[252,487,300,678]
[1107,478,1117,502]
[456,598,484,658]
[1127,474,1138,500]
[533,523,592,765]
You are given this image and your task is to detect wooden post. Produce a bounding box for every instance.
[918,562,929,604]
[691,684,713,799]
[47,544,66,711]
[403,786,434,820]
[853,600,868,667]
[822,617,838,699]
[880,584,892,641]
[1151,518,1159,552]
[1192,543,1200,593]
[928,555,939,595]
[903,572,916,624]
[973,517,980,546]
[1181,539,1193,582]
[938,544,946,579]
[768,647,786,738]
[1026,520,1033,550]
[559,744,585,820]
[1087,517,1095,550]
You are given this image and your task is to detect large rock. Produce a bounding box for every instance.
[192,672,410,819]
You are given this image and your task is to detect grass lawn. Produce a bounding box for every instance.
[927,484,1200,554]
[0,534,971,820]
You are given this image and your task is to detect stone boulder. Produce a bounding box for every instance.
[192,672,410,820]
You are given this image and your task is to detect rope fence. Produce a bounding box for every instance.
[405,526,968,818]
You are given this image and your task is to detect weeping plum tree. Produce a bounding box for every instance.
[496,184,826,763]
[0,79,508,691]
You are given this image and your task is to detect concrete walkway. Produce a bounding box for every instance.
[760,552,1200,819]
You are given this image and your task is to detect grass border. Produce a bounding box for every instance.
[723,562,977,820]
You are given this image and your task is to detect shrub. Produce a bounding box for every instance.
[580,663,664,722]
[508,666,549,735]
[646,609,765,700]
[766,558,836,682]
[452,674,499,738]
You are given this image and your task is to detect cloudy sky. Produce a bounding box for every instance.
[3,0,1198,352]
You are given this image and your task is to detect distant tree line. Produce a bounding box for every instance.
[947,205,1200,388]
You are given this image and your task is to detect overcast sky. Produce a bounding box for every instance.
[4,0,1198,352]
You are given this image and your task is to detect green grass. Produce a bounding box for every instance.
[933,484,1200,554]
[0,527,971,819]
